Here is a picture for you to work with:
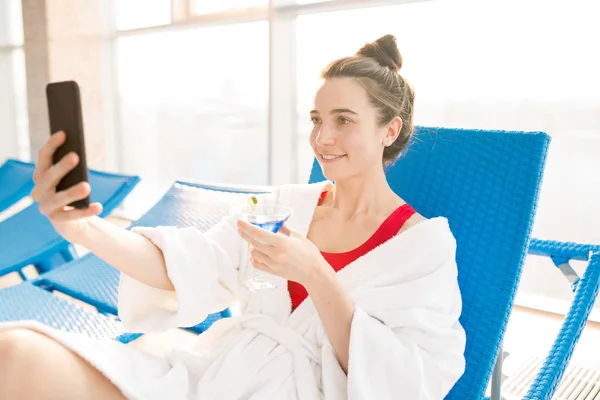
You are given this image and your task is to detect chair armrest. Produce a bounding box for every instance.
[529,238,600,263]
[523,240,600,399]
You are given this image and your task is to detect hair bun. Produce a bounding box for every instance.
[356,34,402,72]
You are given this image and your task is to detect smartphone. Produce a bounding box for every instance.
[46,80,90,209]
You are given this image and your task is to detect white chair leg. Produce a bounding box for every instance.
[491,341,508,400]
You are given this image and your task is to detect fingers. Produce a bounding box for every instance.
[34,131,66,182]
[249,250,274,272]
[250,247,269,264]
[237,220,278,245]
[279,224,298,237]
[38,181,91,216]
[278,225,291,236]
[30,131,98,227]
[239,229,275,256]
[31,151,79,202]
[49,202,103,222]
[43,152,80,193]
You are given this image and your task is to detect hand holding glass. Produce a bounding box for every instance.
[240,204,293,291]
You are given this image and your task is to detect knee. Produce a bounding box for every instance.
[0,328,42,366]
[0,329,43,397]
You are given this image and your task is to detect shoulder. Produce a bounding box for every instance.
[403,216,459,277]
[399,216,457,254]
[426,217,458,257]
[398,210,428,234]
[362,216,458,284]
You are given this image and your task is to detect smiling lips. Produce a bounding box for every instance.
[320,153,346,161]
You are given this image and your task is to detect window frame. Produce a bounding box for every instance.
[110,0,430,184]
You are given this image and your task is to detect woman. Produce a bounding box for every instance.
[0,34,465,399]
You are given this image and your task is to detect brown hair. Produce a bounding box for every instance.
[321,34,415,166]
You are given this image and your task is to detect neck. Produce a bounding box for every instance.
[330,165,402,220]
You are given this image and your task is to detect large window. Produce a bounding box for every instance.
[115,21,269,185]
[0,0,29,162]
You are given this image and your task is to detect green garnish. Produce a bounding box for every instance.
[247,195,258,214]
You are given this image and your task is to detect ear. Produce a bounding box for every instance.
[383,117,403,147]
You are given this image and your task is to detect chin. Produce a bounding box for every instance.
[315,153,353,180]
[319,164,347,182]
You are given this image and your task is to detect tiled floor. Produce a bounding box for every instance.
[497,305,600,398]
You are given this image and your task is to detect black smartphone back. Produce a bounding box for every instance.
[46,80,90,209]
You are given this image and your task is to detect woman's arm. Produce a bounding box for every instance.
[305,267,355,374]
[30,131,174,291]
[77,216,173,290]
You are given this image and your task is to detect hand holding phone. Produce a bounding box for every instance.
[29,81,102,242]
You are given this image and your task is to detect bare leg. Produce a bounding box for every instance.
[0,328,126,400]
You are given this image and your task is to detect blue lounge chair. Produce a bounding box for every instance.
[309,126,599,400]
[35,181,269,334]
[0,168,140,280]
[0,159,35,214]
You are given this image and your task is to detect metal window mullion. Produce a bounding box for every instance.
[171,0,191,23]
[114,7,269,38]
[268,0,297,185]
[274,0,433,16]
[109,0,435,184]
[0,44,22,51]
[100,0,121,173]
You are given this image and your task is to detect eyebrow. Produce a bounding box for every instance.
[310,108,359,115]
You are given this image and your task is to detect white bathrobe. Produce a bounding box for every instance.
[1,181,466,399]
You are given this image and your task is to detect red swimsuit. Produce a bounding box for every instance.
[287,190,417,311]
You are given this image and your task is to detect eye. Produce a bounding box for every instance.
[338,116,351,125]
[310,116,322,125]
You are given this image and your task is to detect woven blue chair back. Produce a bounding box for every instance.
[0,159,35,213]
[87,169,140,218]
[130,181,270,230]
[308,126,551,399]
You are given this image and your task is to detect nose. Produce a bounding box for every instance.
[315,124,335,146]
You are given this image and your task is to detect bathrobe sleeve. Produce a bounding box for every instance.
[322,223,467,400]
[117,191,277,333]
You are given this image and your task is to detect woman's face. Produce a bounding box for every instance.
[309,77,399,182]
